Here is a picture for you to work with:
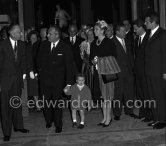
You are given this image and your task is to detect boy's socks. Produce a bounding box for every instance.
[73,119,77,123]
[80,121,84,125]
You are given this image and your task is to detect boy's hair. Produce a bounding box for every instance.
[76,73,85,80]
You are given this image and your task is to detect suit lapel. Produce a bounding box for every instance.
[149,27,161,42]
[51,40,62,55]
[114,37,126,54]
[7,39,16,62]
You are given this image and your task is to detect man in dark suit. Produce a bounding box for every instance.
[122,19,134,56]
[63,24,84,73]
[37,25,74,133]
[0,24,33,141]
[133,19,152,121]
[144,12,166,129]
[112,24,135,120]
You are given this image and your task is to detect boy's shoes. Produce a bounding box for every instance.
[77,124,84,129]
[72,122,77,128]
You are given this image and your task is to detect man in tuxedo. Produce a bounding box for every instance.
[0,24,34,141]
[63,24,84,73]
[112,24,136,120]
[144,12,166,129]
[122,19,135,56]
[37,25,74,133]
[133,19,152,121]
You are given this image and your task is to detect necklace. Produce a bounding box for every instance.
[96,39,102,46]
[96,37,105,46]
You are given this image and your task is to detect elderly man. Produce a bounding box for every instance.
[0,24,34,141]
[37,25,74,133]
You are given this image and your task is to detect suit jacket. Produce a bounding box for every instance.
[63,36,84,72]
[37,40,74,88]
[145,27,166,77]
[112,36,134,77]
[134,32,149,76]
[126,29,134,56]
[0,38,26,90]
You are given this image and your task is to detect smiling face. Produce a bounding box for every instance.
[76,76,85,86]
[68,25,77,37]
[116,26,126,39]
[87,29,94,42]
[30,34,38,45]
[47,27,60,43]
[94,25,104,38]
[9,25,22,41]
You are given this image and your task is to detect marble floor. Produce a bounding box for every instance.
[0,108,166,146]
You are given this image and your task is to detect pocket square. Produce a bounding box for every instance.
[57,54,63,56]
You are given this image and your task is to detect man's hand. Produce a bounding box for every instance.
[23,74,26,80]
[30,71,35,79]
[163,74,166,80]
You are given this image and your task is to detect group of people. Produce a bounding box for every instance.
[0,11,166,142]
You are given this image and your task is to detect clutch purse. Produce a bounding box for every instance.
[102,73,118,84]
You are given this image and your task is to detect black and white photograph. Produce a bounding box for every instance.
[0,0,166,145]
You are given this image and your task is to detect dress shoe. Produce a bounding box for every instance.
[97,122,105,126]
[46,123,52,128]
[3,136,10,142]
[147,121,158,126]
[153,123,166,129]
[103,119,112,127]
[114,116,120,121]
[14,128,29,133]
[72,122,77,128]
[77,124,84,129]
[55,127,62,133]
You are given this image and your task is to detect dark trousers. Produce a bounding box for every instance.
[136,74,152,119]
[92,68,101,103]
[147,76,166,123]
[113,74,134,117]
[0,83,24,136]
[43,85,63,128]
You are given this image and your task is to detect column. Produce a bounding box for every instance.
[23,0,35,29]
[119,0,127,21]
[131,0,138,20]
[71,0,77,23]
[18,0,24,40]
[159,0,166,29]
[154,0,159,12]
[80,0,93,25]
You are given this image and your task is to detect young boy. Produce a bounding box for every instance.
[64,73,92,129]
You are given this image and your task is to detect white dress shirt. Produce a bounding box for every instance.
[51,40,59,51]
[9,37,17,50]
[150,25,159,37]
[70,36,76,44]
[116,36,126,52]
[77,84,85,91]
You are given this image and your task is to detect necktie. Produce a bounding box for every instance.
[51,43,55,51]
[121,39,126,53]
[71,37,74,45]
[149,32,153,39]
[138,37,141,47]
[14,41,17,54]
